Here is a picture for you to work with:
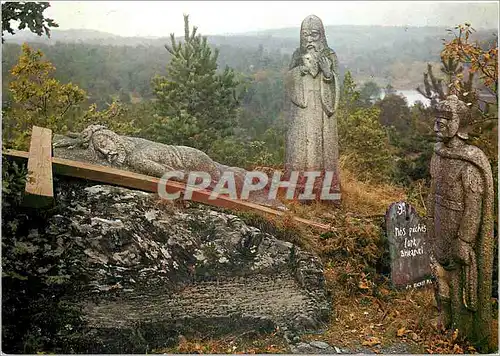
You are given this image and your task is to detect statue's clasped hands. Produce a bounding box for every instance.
[96,146,119,164]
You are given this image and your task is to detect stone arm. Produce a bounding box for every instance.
[289,49,302,70]
[125,151,179,178]
[321,50,339,82]
[426,154,437,243]
[458,164,483,245]
[457,163,483,311]
[320,51,340,116]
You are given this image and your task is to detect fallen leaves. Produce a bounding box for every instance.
[424,328,479,354]
[411,332,419,342]
[358,279,370,290]
[153,331,288,354]
[362,336,381,346]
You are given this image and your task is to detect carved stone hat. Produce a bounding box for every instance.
[433,95,470,121]
[301,15,325,35]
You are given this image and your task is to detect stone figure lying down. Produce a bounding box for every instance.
[53,125,282,207]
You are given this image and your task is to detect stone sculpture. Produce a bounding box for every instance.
[427,95,494,350]
[53,124,226,182]
[53,125,284,208]
[285,15,340,197]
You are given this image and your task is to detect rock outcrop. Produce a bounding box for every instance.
[4,178,331,353]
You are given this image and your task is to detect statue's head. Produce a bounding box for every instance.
[62,125,128,165]
[433,95,470,142]
[300,15,328,54]
[88,128,129,165]
[79,125,107,148]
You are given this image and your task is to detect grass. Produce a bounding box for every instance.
[152,331,288,354]
[148,160,496,354]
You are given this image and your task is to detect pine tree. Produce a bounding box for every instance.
[337,71,396,183]
[339,71,360,111]
[151,15,240,150]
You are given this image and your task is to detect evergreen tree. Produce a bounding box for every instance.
[151,15,240,150]
[337,71,396,183]
[376,93,411,133]
[359,81,381,106]
[339,71,360,111]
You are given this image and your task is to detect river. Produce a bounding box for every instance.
[380,90,431,107]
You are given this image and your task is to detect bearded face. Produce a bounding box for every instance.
[300,15,327,54]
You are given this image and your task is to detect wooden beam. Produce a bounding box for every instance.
[3,149,333,232]
[23,126,54,208]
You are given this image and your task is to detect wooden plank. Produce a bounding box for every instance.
[23,126,54,208]
[3,149,29,159]
[3,150,333,232]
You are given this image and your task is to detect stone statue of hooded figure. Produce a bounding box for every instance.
[285,15,340,195]
[427,95,494,351]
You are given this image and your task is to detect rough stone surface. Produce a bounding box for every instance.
[53,125,283,208]
[385,201,432,288]
[309,340,331,349]
[427,95,494,350]
[287,340,413,354]
[38,180,330,352]
[285,15,341,196]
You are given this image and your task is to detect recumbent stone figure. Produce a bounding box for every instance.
[52,125,284,208]
[427,95,494,350]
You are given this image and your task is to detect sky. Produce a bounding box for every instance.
[44,1,499,37]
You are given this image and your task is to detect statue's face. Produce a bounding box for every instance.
[302,28,322,51]
[434,114,459,142]
[93,131,121,163]
[300,15,326,53]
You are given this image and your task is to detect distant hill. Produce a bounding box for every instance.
[5,24,496,66]
[3,29,121,44]
[5,25,496,50]
[3,25,497,92]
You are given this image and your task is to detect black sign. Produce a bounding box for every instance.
[385,201,432,289]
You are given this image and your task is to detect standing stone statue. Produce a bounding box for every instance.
[285,15,340,197]
[427,95,494,350]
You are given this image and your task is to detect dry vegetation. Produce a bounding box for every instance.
[151,163,497,354]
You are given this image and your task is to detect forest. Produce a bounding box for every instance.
[2,19,497,186]
[1,2,498,354]
[2,23,497,102]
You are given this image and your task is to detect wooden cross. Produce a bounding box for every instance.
[4,126,333,232]
[23,126,54,208]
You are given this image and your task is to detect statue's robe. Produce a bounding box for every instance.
[429,141,494,347]
[285,49,340,192]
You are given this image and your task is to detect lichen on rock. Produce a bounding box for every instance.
[3,179,331,353]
